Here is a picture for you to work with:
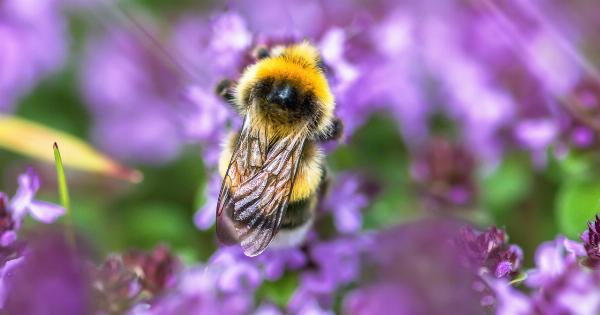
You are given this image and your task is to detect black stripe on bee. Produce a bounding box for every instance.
[228,190,315,231]
[280,197,315,230]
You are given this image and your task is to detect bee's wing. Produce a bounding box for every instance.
[216,116,306,257]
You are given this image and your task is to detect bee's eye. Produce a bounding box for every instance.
[267,83,298,109]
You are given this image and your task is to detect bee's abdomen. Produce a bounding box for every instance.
[289,141,324,202]
[280,196,317,230]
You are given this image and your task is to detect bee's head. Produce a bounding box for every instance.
[236,42,334,134]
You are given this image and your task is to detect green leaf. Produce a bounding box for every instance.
[257,273,299,307]
[363,188,417,230]
[558,151,595,179]
[119,202,196,249]
[0,114,142,182]
[556,179,600,238]
[482,155,532,215]
[328,115,409,183]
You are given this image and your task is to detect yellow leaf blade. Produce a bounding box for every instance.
[0,114,142,183]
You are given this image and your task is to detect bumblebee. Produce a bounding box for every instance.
[215,41,343,257]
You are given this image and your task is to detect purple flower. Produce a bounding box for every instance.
[81,28,185,164]
[91,255,143,314]
[0,169,65,246]
[3,231,91,315]
[206,13,252,72]
[523,30,581,97]
[194,173,222,230]
[514,119,559,165]
[234,0,331,39]
[526,237,583,288]
[0,169,65,309]
[455,226,523,279]
[487,278,532,315]
[293,300,334,315]
[347,220,486,314]
[581,215,600,267]
[91,244,180,314]
[255,247,306,281]
[343,283,423,315]
[418,11,516,163]
[253,303,282,315]
[289,237,370,313]
[180,86,237,167]
[0,194,17,247]
[0,255,24,309]
[490,237,600,315]
[410,138,477,210]
[10,169,65,224]
[171,12,252,84]
[0,0,68,112]
[128,247,259,315]
[559,78,600,152]
[322,173,375,234]
[209,247,262,293]
[509,237,600,315]
[122,244,180,295]
[318,9,430,145]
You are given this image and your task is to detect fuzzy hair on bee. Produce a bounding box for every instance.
[215,41,343,256]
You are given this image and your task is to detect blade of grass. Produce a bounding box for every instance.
[53,142,76,248]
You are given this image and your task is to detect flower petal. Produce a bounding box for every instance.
[27,200,66,223]
[10,170,40,221]
[488,279,532,315]
[0,231,17,247]
[0,257,25,308]
[563,238,586,258]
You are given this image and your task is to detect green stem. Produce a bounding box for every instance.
[53,142,76,248]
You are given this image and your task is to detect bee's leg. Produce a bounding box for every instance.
[316,118,344,143]
[215,79,237,108]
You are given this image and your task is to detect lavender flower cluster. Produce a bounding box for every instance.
[0,169,65,308]
[72,0,597,169]
[5,169,600,315]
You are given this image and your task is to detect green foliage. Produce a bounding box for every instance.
[127,0,214,16]
[17,71,90,138]
[330,115,409,183]
[556,179,600,238]
[363,188,417,230]
[557,151,596,179]
[257,273,299,307]
[101,151,211,259]
[482,154,533,215]
[120,202,193,248]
